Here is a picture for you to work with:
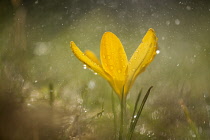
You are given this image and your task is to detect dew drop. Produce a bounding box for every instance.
[83,64,87,69]
[156,50,160,54]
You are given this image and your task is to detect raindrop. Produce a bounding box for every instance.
[166,20,170,26]
[175,19,180,25]
[83,64,87,69]
[34,42,50,56]
[88,80,96,89]
[35,0,38,4]
[186,6,191,10]
[156,50,160,54]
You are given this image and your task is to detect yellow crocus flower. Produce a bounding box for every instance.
[70,28,158,98]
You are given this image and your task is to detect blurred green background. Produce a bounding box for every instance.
[0,0,210,139]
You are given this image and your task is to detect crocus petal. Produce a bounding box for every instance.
[125,28,158,94]
[100,32,128,95]
[84,50,101,66]
[70,41,112,81]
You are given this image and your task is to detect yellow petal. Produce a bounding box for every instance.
[84,50,101,66]
[70,41,111,81]
[100,32,128,95]
[125,28,158,94]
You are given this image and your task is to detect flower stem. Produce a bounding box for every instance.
[119,89,126,140]
[111,90,117,139]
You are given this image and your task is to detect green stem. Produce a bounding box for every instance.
[119,89,125,140]
[111,90,117,139]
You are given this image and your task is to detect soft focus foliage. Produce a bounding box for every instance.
[0,0,210,139]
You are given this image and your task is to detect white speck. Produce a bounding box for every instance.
[186,6,191,10]
[83,64,87,69]
[161,36,165,40]
[140,124,146,134]
[177,64,180,66]
[166,20,170,26]
[34,80,38,83]
[94,72,98,75]
[194,55,197,58]
[88,80,96,89]
[34,42,50,56]
[156,50,160,54]
[35,0,38,4]
[27,103,31,106]
[134,115,137,118]
[175,19,180,25]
